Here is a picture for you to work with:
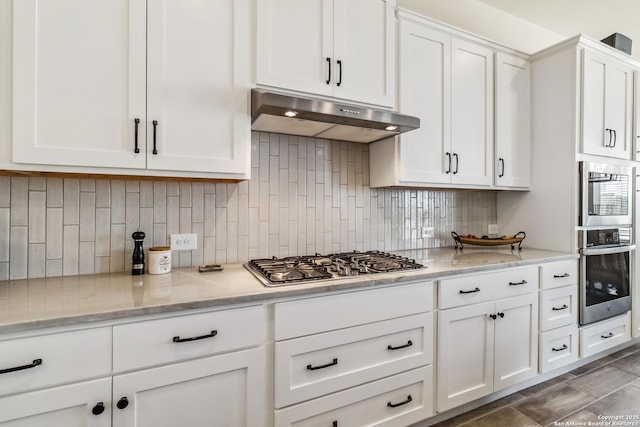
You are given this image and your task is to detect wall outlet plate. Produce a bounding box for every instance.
[170,233,197,250]
[421,226,434,238]
[488,224,498,235]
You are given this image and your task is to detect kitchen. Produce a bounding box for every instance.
[2,0,640,426]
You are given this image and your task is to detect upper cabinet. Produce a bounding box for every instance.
[8,0,251,179]
[495,53,531,189]
[370,13,499,189]
[581,48,633,160]
[256,0,396,108]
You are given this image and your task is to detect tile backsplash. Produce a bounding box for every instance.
[0,132,496,281]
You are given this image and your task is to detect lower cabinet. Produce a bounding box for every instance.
[274,366,433,427]
[0,378,111,427]
[112,347,266,427]
[580,312,631,358]
[437,293,538,412]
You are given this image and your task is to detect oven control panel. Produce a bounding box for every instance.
[584,227,631,247]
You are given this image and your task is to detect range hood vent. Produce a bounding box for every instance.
[251,89,420,143]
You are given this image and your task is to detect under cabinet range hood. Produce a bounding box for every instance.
[250,89,420,143]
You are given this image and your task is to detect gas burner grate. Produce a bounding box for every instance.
[245,250,424,286]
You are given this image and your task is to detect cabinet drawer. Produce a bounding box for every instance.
[439,267,538,309]
[580,312,631,358]
[540,260,578,289]
[0,327,111,397]
[275,313,433,408]
[540,285,578,331]
[274,366,433,427]
[113,305,265,372]
[274,282,433,340]
[539,324,579,373]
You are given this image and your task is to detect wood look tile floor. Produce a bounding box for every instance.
[433,343,640,427]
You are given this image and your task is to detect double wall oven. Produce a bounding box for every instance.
[579,161,634,325]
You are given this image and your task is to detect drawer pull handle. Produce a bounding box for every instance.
[509,280,527,286]
[307,358,338,371]
[117,397,129,410]
[92,402,105,416]
[0,358,42,375]
[553,273,570,278]
[601,332,614,339]
[388,340,413,351]
[387,395,413,408]
[552,344,568,352]
[459,287,480,294]
[173,330,218,343]
[552,304,569,311]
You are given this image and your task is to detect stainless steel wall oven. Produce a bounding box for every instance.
[579,161,632,227]
[579,228,634,325]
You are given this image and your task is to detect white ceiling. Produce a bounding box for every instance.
[477,0,640,58]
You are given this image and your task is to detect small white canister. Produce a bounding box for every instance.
[148,246,172,274]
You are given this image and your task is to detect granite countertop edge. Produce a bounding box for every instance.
[0,247,579,334]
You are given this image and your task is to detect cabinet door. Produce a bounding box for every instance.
[450,38,493,186]
[112,347,266,427]
[397,21,451,185]
[256,0,333,97]
[437,301,494,412]
[333,0,396,107]
[146,0,250,175]
[582,48,633,159]
[12,0,146,169]
[634,71,640,161]
[495,53,531,188]
[0,378,110,427]
[493,293,538,391]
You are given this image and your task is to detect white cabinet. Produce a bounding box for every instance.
[369,14,495,189]
[581,48,633,160]
[0,378,111,427]
[436,270,538,412]
[256,0,396,108]
[10,0,251,179]
[580,312,631,358]
[273,282,434,427]
[495,53,531,188]
[0,327,112,426]
[112,348,265,427]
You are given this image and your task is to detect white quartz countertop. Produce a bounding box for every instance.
[0,247,578,334]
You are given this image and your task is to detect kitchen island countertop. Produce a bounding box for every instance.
[0,247,578,334]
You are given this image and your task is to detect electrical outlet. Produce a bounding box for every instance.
[488,224,498,235]
[421,226,434,238]
[170,233,197,250]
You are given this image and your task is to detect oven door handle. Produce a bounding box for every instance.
[581,245,636,256]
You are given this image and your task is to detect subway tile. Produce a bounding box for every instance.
[46,259,63,277]
[29,177,46,191]
[204,194,216,237]
[79,241,95,275]
[46,208,63,260]
[11,178,28,226]
[96,180,111,208]
[125,192,140,238]
[192,183,204,223]
[140,181,154,208]
[46,178,63,208]
[63,179,80,225]
[111,180,126,224]
[95,208,111,257]
[28,243,45,278]
[0,177,9,207]
[28,191,46,244]
[0,208,8,262]
[153,182,167,224]
[62,225,79,276]
[10,226,28,280]
[79,191,96,242]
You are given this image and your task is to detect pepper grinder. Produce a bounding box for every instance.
[131,231,146,275]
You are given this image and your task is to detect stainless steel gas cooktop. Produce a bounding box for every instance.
[245,250,425,287]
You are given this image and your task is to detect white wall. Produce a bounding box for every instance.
[399,0,563,54]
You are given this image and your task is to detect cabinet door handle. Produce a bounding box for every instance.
[498,157,505,178]
[92,402,105,416]
[552,344,568,352]
[498,312,505,318]
[387,340,413,351]
[605,129,611,147]
[152,120,159,155]
[459,287,480,294]
[553,273,570,278]
[0,358,42,375]
[489,313,497,320]
[387,395,412,408]
[307,358,338,371]
[173,330,217,343]
[134,118,140,154]
[445,152,452,174]
[552,304,569,311]
[453,153,459,174]
[509,280,527,286]
[326,57,331,84]
[611,129,617,148]
[116,397,129,410]
[601,332,614,339]
[336,59,342,87]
